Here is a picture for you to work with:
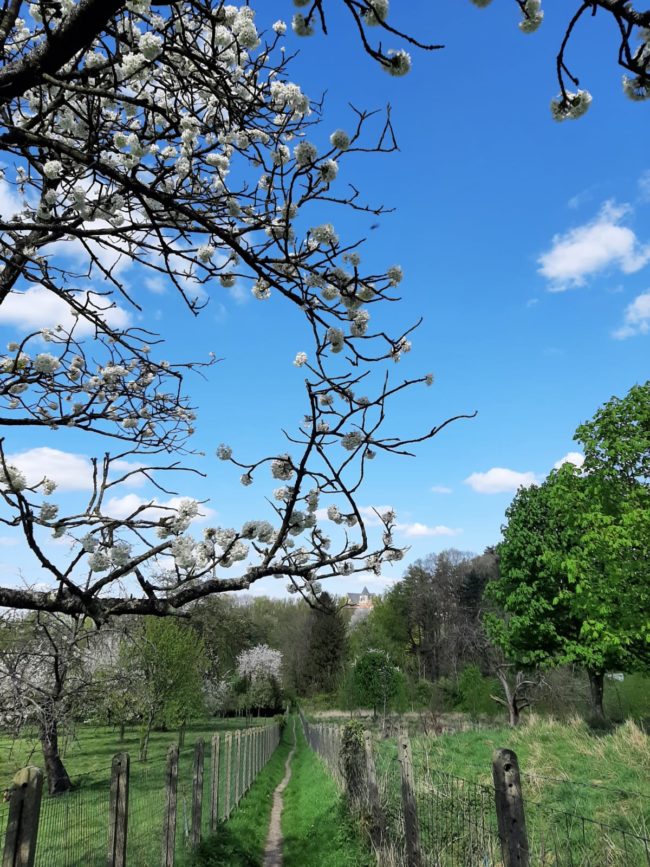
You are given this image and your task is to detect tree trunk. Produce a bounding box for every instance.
[119,720,126,741]
[139,712,155,761]
[509,702,520,727]
[588,670,605,720]
[40,716,72,795]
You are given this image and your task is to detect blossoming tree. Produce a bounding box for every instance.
[0,1,476,622]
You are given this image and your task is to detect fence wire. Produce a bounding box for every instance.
[301,715,650,867]
[1,721,280,867]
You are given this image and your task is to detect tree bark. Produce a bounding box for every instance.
[39,716,72,795]
[588,670,605,720]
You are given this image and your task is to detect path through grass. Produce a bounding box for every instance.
[188,726,292,867]
[281,720,373,867]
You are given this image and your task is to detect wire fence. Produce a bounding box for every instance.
[300,712,650,867]
[1,722,281,866]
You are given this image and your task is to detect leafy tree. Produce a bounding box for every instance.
[487,382,650,719]
[121,618,206,760]
[350,648,403,721]
[298,592,347,695]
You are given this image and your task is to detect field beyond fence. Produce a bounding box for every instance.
[300,712,650,867]
[0,721,281,866]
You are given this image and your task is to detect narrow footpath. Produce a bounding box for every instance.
[262,720,297,867]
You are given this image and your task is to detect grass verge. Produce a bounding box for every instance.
[186,725,292,867]
[281,719,373,867]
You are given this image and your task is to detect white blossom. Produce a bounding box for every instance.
[216,444,232,460]
[330,129,351,150]
[319,160,338,182]
[293,351,308,367]
[385,49,411,77]
[271,456,293,480]
[387,264,403,285]
[138,32,163,60]
[43,160,63,179]
[34,353,60,374]
[273,20,287,35]
[292,13,314,37]
[294,140,318,166]
[364,0,389,26]
[518,0,543,33]
[550,89,592,121]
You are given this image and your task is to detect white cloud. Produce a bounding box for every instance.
[7,447,92,491]
[6,448,149,492]
[464,467,538,494]
[0,180,24,220]
[395,522,461,538]
[553,452,584,470]
[538,202,650,290]
[103,493,215,523]
[0,285,130,335]
[431,485,452,494]
[612,291,650,339]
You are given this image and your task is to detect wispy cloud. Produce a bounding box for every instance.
[613,291,650,339]
[464,467,538,494]
[431,485,452,494]
[0,285,130,334]
[395,522,461,538]
[538,202,650,290]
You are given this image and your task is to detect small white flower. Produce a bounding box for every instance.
[294,141,317,166]
[240,473,253,486]
[364,0,389,26]
[34,353,60,374]
[319,160,338,182]
[198,244,216,263]
[43,160,63,179]
[273,20,287,35]
[329,129,351,150]
[293,351,308,367]
[385,49,411,77]
[550,89,592,121]
[216,444,232,460]
[387,264,403,285]
[292,13,314,36]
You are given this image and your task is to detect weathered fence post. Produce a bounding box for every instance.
[397,733,421,867]
[107,752,130,867]
[2,766,43,867]
[234,731,241,805]
[190,739,204,848]
[492,748,529,867]
[244,731,250,794]
[210,734,220,833]
[224,733,232,819]
[161,744,178,867]
[364,731,385,852]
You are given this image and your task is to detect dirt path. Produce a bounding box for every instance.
[262,720,296,867]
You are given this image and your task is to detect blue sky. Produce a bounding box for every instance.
[0,2,648,599]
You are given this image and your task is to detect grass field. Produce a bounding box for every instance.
[371,715,650,866]
[0,718,274,867]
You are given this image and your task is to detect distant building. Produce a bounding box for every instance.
[346,586,375,610]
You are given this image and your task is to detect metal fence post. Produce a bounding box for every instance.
[107,752,130,867]
[2,766,43,867]
[492,748,530,867]
[190,739,204,848]
[398,733,421,867]
[161,744,178,867]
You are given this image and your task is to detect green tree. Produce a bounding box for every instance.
[299,593,347,695]
[350,649,403,721]
[124,618,206,760]
[487,382,650,719]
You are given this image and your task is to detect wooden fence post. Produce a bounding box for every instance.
[224,733,232,819]
[161,744,178,867]
[2,767,43,867]
[244,731,250,794]
[210,734,220,833]
[234,731,241,805]
[107,752,130,867]
[364,732,385,852]
[190,739,204,848]
[397,734,421,867]
[492,749,530,867]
